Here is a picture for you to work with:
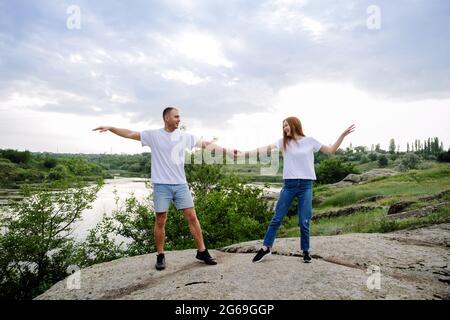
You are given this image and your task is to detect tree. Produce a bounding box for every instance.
[389,139,396,154]
[354,146,367,153]
[0,181,102,299]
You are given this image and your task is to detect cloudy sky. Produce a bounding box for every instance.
[0,0,449,154]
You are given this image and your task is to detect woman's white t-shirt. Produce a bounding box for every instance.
[274,136,323,180]
[141,128,199,184]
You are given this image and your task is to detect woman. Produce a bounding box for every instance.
[244,117,355,263]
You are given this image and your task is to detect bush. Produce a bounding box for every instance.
[0,149,31,164]
[60,157,103,177]
[389,153,398,161]
[368,153,378,162]
[191,179,273,248]
[0,161,19,186]
[48,164,70,181]
[359,155,369,164]
[315,158,359,185]
[437,150,450,163]
[42,157,58,169]
[377,155,388,167]
[397,153,421,171]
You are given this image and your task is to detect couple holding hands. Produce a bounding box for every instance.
[94,107,355,270]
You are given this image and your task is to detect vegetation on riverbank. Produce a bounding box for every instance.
[279,163,450,237]
[1,138,449,299]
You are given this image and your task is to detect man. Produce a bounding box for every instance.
[93,107,235,270]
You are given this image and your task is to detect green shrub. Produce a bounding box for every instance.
[377,155,388,167]
[359,155,368,164]
[437,150,450,163]
[397,153,421,171]
[0,149,31,164]
[48,164,70,181]
[368,153,378,162]
[315,158,359,185]
[42,157,58,169]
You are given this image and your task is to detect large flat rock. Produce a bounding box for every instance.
[36,224,450,300]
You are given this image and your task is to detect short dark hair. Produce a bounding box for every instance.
[162,107,177,119]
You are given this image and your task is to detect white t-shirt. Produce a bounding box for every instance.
[274,136,323,180]
[141,128,199,184]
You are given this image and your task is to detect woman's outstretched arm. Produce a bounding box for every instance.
[320,124,355,155]
[243,143,277,157]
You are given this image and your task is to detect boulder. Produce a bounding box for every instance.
[331,169,397,188]
[388,201,415,215]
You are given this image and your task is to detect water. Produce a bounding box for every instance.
[71,177,152,241]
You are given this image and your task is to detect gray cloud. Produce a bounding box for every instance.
[1,0,449,129]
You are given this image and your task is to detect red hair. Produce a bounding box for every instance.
[282,117,305,150]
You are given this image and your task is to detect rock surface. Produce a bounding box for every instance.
[387,202,450,220]
[36,223,450,300]
[331,169,398,188]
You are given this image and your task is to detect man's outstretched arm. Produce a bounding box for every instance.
[197,139,239,158]
[93,126,141,141]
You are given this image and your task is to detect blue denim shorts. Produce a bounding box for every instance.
[152,183,194,213]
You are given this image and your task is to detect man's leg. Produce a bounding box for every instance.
[155,212,167,254]
[182,207,206,252]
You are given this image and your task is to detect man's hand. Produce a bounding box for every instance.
[226,148,241,159]
[93,126,112,133]
[92,126,141,141]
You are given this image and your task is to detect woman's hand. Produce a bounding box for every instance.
[341,124,355,138]
[93,126,112,132]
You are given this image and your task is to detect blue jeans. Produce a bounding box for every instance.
[263,179,313,252]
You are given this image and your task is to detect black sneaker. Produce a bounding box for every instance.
[155,253,166,270]
[252,247,271,263]
[196,249,217,265]
[303,251,312,263]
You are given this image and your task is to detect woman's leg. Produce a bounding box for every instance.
[297,180,313,252]
[263,184,297,248]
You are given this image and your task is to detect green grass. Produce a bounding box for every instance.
[315,163,450,209]
[279,206,450,237]
[277,163,450,237]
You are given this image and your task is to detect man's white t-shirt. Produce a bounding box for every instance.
[141,128,199,184]
[274,136,323,180]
